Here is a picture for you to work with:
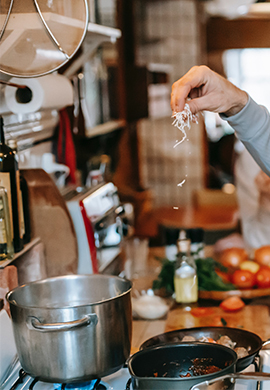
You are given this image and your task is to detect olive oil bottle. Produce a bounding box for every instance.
[174,231,198,303]
[0,117,23,252]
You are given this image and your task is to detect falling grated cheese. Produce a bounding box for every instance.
[177,179,186,187]
[172,103,198,148]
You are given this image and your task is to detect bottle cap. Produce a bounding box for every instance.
[6,138,17,151]
[177,238,191,253]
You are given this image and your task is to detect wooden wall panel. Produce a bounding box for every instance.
[207,17,270,52]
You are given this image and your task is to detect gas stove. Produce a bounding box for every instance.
[1,352,270,390]
[0,360,130,390]
[1,307,270,390]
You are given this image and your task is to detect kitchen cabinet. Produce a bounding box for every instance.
[207,16,270,52]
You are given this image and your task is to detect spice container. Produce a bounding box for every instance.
[174,231,198,303]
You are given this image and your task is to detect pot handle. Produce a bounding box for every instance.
[27,314,98,332]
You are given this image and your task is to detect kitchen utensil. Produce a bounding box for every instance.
[190,372,270,390]
[6,274,132,383]
[140,326,270,372]
[20,169,78,277]
[0,0,89,77]
[126,342,238,390]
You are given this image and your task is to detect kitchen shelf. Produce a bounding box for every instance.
[0,237,41,269]
[63,23,121,78]
[85,119,126,138]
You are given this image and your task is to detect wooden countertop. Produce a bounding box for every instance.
[131,247,270,354]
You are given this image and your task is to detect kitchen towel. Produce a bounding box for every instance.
[1,74,73,114]
[57,108,77,184]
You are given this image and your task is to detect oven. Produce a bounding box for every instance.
[62,182,133,276]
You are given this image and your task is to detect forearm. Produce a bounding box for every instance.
[220,96,270,176]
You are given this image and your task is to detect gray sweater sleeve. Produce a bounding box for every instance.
[220,95,270,176]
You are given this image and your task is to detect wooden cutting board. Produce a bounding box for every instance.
[165,305,270,341]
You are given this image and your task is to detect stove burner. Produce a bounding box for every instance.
[54,380,102,390]
[8,371,108,390]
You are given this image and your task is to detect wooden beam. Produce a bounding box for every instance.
[207,17,270,52]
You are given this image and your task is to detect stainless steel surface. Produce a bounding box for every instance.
[64,182,133,275]
[190,372,270,390]
[6,274,132,383]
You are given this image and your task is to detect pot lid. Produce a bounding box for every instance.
[0,0,89,78]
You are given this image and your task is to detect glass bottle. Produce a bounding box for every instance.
[7,139,31,244]
[174,232,198,303]
[0,117,23,252]
[0,186,14,260]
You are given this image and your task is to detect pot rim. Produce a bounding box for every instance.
[6,274,132,310]
[127,342,238,382]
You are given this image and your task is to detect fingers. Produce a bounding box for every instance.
[171,66,210,113]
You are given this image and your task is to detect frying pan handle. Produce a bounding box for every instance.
[191,372,270,390]
[125,378,132,390]
[262,339,270,348]
[27,314,98,332]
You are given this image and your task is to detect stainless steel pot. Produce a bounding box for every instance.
[6,274,132,383]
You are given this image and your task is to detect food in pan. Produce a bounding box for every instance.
[234,347,249,358]
[182,334,249,358]
[153,357,222,378]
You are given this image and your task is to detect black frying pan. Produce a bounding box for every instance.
[127,342,238,390]
[140,327,270,372]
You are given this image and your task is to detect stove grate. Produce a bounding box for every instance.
[10,370,27,390]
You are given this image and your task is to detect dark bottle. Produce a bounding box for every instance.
[0,186,14,260]
[7,139,31,245]
[0,117,23,252]
[20,173,31,244]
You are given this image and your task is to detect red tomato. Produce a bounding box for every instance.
[220,296,245,312]
[190,307,215,317]
[231,269,256,289]
[255,266,270,288]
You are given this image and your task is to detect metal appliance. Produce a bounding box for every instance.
[62,182,132,275]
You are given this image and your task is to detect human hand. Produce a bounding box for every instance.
[171,65,248,117]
